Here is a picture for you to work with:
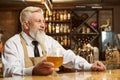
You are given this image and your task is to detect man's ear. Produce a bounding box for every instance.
[23,21,29,30]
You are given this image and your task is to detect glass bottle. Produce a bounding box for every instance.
[63,24,67,33]
[52,11,56,21]
[59,24,63,33]
[52,23,56,33]
[60,11,64,21]
[56,10,60,21]
[64,36,67,46]
[45,10,49,21]
[63,10,67,21]
[60,36,64,46]
[48,23,52,33]
[86,48,94,63]
[67,36,71,46]
[48,12,52,21]
[67,11,71,20]
[56,24,59,33]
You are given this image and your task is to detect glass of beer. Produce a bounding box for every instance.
[46,48,63,75]
[47,55,63,68]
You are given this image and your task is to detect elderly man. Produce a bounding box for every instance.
[2,6,106,77]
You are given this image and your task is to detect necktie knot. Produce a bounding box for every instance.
[32,41,39,46]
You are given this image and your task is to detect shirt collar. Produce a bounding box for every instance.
[21,31,33,45]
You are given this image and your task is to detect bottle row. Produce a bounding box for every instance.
[78,37,94,44]
[44,10,71,21]
[72,26,95,34]
[73,36,95,46]
[79,27,91,34]
[46,23,71,34]
[53,35,71,47]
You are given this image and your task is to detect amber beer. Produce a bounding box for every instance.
[47,56,63,68]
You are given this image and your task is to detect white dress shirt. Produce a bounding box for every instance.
[2,31,92,77]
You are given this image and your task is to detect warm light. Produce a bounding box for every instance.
[91,4,103,9]
[92,6,103,9]
[23,0,53,15]
[42,0,53,15]
[75,6,86,8]
[52,0,81,2]
[0,42,3,52]
[23,0,42,2]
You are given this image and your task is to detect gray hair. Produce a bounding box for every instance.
[20,6,43,24]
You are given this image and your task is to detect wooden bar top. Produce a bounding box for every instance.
[0,69,120,80]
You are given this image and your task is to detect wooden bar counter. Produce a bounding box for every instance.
[0,69,120,80]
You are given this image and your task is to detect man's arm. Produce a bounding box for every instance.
[2,40,24,77]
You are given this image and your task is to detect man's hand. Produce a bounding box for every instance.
[91,61,106,71]
[32,60,59,76]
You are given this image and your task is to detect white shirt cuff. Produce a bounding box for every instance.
[84,63,92,70]
[23,67,34,76]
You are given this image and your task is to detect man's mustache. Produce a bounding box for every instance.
[39,26,45,30]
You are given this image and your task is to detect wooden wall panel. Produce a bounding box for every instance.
[114,6,120,33]
[0,11,20,44]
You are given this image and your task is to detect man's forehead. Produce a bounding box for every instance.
[30,12,44,19]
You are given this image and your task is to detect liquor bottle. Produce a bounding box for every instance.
[52,11,56,21]
[63,10,67,21]
[90,49,94,63]
[59,24,63,33]
[52,23,56,33]
[93,47,99,62]
[67,36,71,46]
[56,24,59,33]
[45,10,49,21]
[56,10,60,21]
[86,48,94,63]
[67,11,71,20]
[48,23,52,33]
[48,12,52,21]
[64,36,67,46]
[60,11,64,21]
[45,23,48,33]
[60,36,64,46]
[82,27,86,34]
[63,24,67,33]
[67,25,70,33]
[66,24,70,33]
[86,28,90,33]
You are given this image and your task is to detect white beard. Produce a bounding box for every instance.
[29,29,46,46]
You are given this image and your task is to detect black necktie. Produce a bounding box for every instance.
[32,41,40,57]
